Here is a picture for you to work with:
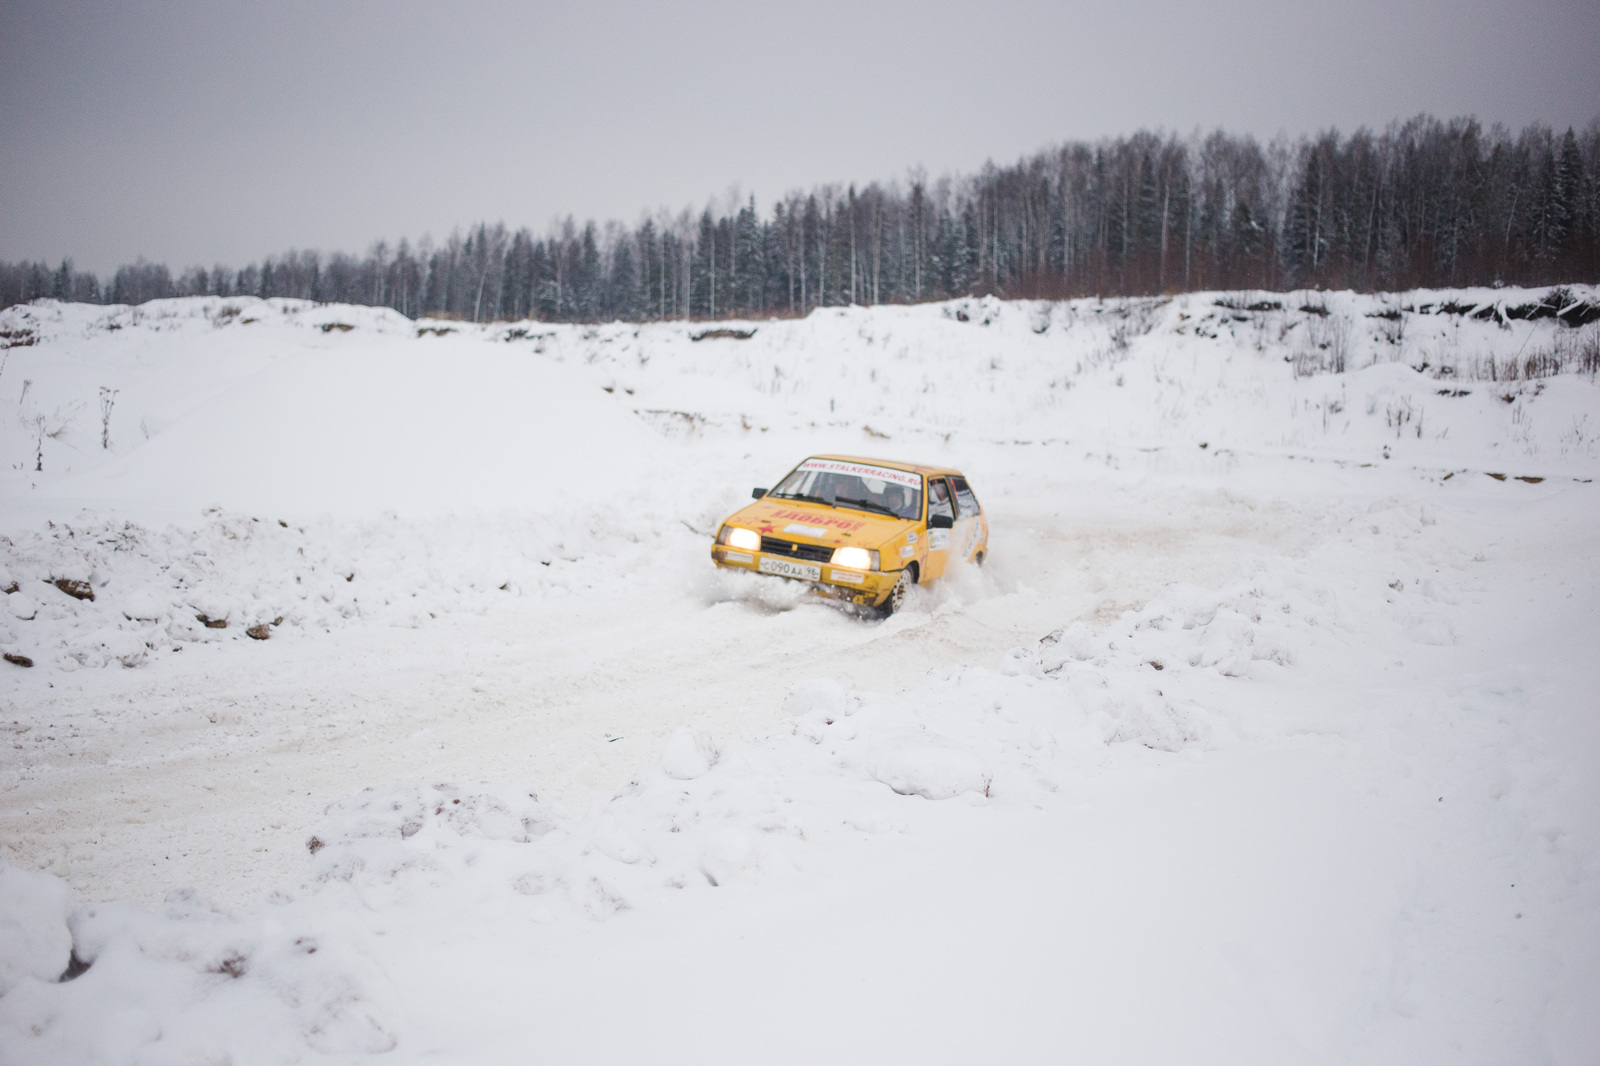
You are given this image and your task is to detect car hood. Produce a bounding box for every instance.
[724,497,915,550]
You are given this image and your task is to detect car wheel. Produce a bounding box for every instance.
[881,569,914,616]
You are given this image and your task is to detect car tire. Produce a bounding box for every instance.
[881,569,914,617]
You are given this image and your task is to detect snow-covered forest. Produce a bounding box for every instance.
[5,115,1599,320]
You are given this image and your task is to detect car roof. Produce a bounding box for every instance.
[808,454,965,478]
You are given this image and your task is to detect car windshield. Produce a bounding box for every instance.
[768,459,923,519]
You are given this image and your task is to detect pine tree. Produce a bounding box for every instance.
[1555,128,1583,265]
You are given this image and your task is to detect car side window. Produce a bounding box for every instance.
[950,476,980,516]
[927,478,954,521]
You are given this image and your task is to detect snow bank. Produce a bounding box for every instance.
[0,873,397,1062]
[0,506,678,672]
[0,867,72,995]
[5,286,1599,522]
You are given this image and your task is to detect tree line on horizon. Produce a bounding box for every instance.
[3,114,1597,321]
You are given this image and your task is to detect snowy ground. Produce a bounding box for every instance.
[1,290,1598,1063]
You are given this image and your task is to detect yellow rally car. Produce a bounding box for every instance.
[710,455,988,615]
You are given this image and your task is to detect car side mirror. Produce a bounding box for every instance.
[927,513,954,529]
[751,487,768,499]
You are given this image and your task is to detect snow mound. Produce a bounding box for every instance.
[0,507,683,671]
[660,727,720,780]
[0,870,396,1063]
[869,743,991,800]
[0,867,72,995]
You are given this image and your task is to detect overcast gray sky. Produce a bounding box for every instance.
[3,0,1596,274]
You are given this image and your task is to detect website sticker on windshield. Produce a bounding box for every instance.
[798,458,921,489]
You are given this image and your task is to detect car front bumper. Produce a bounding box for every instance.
[710,544,899,606]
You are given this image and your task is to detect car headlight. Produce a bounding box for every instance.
[830,546,878,571]
[719,526,761,551]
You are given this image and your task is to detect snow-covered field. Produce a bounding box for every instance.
[1,289,1597,1063]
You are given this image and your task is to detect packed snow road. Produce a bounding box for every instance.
[3,454,1321,910]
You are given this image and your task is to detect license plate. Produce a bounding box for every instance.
[759,556,821,581]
